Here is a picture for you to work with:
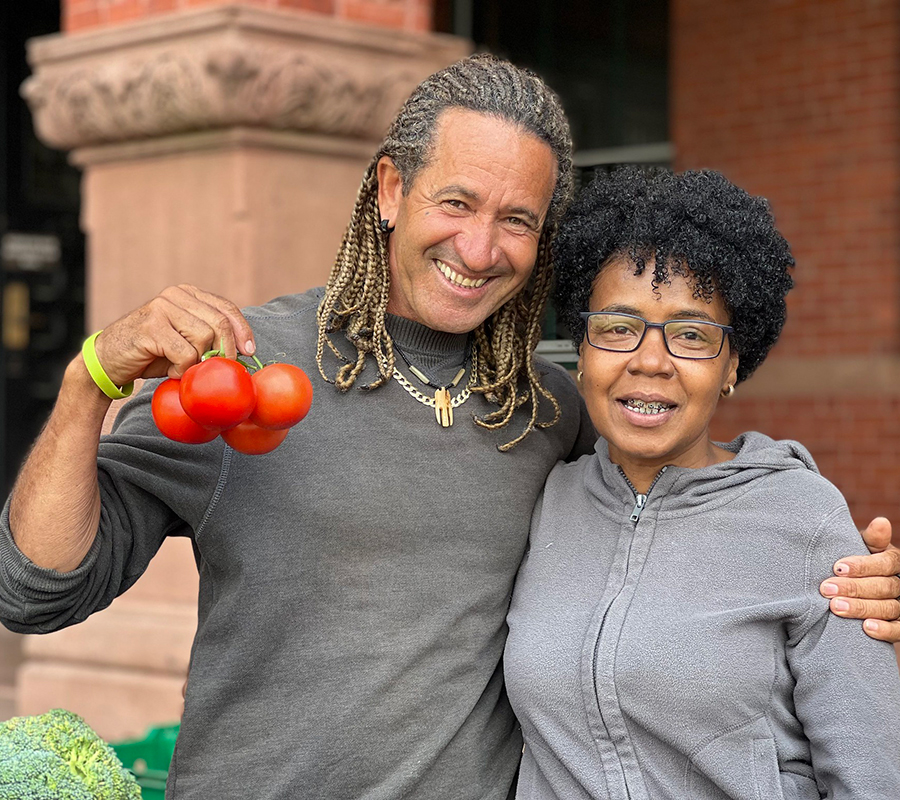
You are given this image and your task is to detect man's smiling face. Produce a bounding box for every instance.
[376,108,557,334]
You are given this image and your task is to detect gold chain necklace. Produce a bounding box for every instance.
[392,350,478,428]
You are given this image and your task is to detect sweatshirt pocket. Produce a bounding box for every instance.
[686,716,787,800]
[751,737,787,800]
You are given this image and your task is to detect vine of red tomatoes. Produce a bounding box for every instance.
[151,349,313,455]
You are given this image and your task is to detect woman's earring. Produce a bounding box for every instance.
[721,384,735,398]
[380,219,394,233]
[576,370,583,386]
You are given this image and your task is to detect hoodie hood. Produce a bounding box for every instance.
[586,431,821,515]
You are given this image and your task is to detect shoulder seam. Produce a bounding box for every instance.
[242,304,319,322]
[796,504,848,631]
[241,291,323,322]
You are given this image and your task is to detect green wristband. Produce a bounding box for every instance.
[81,331,134,400]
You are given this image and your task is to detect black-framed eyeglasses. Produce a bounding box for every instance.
[579,312,734,360]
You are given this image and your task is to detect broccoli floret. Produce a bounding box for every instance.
[0,708,141,799]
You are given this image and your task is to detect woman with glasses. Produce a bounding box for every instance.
[504,167,900,799]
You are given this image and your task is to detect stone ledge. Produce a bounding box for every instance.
[737,354,900,398]
[44,5,455,62]
[17,661,184,741]
[22,599,195,676]
[72,125,380,166]
[0,686,16,723]
[22,4,470,150]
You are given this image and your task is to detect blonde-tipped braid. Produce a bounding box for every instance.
[315,53,573,450]
[470,225,561,451]
[315,164,396,392]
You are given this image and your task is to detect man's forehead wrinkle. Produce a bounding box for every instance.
[426,167,550,221]
[434,184,481,202]
[404,107,556,233]
[435,179,544,216]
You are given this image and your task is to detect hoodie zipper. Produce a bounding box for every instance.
[589,466,669,799]
[619,466,668,523]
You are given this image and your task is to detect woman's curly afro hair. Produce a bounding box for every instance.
[554,167,795,384]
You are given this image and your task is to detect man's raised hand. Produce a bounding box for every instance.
[91,285,256,390]
[820,517,900,642]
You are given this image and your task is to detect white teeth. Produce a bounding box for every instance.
[625,399,673,415]
[437,260,487,289]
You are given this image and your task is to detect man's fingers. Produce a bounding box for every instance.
[153,323,208,378]
[159,286,237,359]
[833,546,900,578]
[172,285,256,356]
[862,618,900,644]
[92,285,256,388]
[829,596,900,623]
[859,516,892,552]
[96,300,209,384]
[821,574,900,600]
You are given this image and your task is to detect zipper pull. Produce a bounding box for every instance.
[630,494,646,523]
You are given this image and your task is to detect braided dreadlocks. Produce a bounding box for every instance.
[315,53,574,450]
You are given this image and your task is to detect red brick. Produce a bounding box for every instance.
[276,0,335,13]
[147,0,180,14]
[107,0,149,24]
[64,6,105,31]
[339,0,407,30]
[183,0,244,8]
[66,0,101,11]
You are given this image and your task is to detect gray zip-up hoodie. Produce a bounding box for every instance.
[505,432,900,800]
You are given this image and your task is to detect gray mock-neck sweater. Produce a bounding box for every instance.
[386,313,469,385]
[504,432,900,800]
[0,288,597,800]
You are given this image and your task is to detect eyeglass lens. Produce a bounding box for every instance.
[586,313,725,358]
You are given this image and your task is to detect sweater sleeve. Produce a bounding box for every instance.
[568,392,598,461]
[787,501,900,797]
[0,382,225,634]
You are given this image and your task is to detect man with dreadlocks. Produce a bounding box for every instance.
[2,54,899,800]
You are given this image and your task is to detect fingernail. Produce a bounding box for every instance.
[245,340,255,354]
[822,582,839,596]
[865,620,880,632]
[833,599,850,612]
[834,562,850,575]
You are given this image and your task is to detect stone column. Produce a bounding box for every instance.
[16,2,467,740]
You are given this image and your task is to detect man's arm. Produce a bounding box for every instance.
[819,517,900,643]
[7,284,255,573]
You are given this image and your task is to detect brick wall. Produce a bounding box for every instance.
[712,396,900,526]
[672,0,900,528]
[63,0,433,33]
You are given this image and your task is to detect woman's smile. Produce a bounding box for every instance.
[617,394,678,427]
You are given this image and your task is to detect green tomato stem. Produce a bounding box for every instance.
[236,353,267,372]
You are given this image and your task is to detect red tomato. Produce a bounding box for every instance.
[221,419,289,455]
[152,379,220,444]
[249,363,313,430]
[180,357,255,430]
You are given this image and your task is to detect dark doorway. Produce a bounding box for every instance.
[1,3,84,501]
[434,0,669,154]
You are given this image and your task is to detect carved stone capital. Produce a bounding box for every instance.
[23,5,470,151]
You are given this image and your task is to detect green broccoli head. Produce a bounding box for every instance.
[0,708,141,800]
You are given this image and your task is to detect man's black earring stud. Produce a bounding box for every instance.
[380,219,395,233]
